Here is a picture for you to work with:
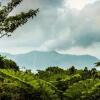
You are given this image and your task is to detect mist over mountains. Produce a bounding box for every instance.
[1,51,99,71]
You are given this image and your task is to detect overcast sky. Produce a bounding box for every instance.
[0,0,100,58]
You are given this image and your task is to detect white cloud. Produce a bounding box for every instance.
[65,0,89,10]
[58,42,100,59]
[65,0,98,10]
[0,0,100,58]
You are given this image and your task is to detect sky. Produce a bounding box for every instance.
[0,0,100,58]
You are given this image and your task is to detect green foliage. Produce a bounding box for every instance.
[95,62,100,67]
[68,66,76,75]
[0,69,59,100]
[0,57,100,100]
[36,66,100,100]
[36,67,68,81]
[0,0,39,38]
[0,55,19,70]
[64,79,100,100]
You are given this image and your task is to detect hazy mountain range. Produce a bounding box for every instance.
[0,51,99,71]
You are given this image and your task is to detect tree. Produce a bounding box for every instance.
[0,0,39,38]
[0,55,5,68]
[4,59,19,70]
[81,67,91,80]
[0,55,19,70]
[55,78,67,100]
[91,68,97,79]
[68,66,76,75]
[95,62,100,67]
[46,67,64,74]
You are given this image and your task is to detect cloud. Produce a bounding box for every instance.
[0,0,100,57]
[37,1,100,51]
[66,0,89,10]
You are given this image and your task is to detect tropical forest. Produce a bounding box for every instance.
[0,0,100,100]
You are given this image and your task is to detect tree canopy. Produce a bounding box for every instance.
[95,62,100,67]
[0,55,19,70]
[0,0,39,38]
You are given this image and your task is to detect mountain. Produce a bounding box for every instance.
[0,51,99,70]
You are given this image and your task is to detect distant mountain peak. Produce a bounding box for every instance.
[0,51,99,71]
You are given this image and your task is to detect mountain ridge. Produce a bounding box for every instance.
[0,51,99,70]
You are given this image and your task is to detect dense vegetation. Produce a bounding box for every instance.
[0,55,100,100]
[1,1,100,100]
